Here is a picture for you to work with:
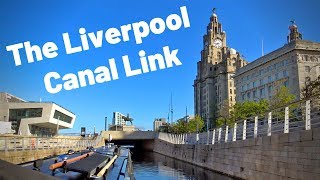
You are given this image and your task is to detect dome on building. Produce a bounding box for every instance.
[212,13,217,17]
[230,48,237,55]
[289,24,297,30]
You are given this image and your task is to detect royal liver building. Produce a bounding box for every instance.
[193,10,247,129]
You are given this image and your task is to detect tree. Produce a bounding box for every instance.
[270,86,295,109]
[301,76,320,99]
[170,115,204,134]
[269,86,296,121]
[187,115,204,133]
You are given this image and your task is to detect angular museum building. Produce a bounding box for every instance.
[0,92,76,136]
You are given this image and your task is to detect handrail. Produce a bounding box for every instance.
[96,155,118,177]
[49,152,94,170]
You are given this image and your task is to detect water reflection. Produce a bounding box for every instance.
[132,152,234,180]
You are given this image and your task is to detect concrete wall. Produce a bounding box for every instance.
[0,147,86,164]
[101,131,156,140]
[154,128,320,179]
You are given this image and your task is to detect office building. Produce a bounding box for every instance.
[112,112,126,126]
[153,118,166,131]
[235,22,320,102]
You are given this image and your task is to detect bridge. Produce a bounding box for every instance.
[100,131,156,151]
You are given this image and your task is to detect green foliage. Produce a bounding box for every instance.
[269,86,296,121]
[301,76,320,99]
[216,99,269,128]
[216,86,296,127]
[232,100,269,121]
[270,86,295,109]
[170,115,204,134]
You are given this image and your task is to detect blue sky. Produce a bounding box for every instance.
[1,0,320,132]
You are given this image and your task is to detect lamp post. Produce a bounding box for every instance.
[105,117,108,131]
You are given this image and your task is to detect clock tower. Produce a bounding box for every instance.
[194,9,248,129]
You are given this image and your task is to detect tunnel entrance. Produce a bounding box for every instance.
[106,139,154,154]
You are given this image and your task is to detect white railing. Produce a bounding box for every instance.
[158,98,320,145]
[0,136,100,152]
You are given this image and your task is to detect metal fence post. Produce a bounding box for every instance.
[306,100,311,130]
[254,116,258,138]
[284,106,289,133]
[218,128,221,143]
[243,120,247,140]
[233,123,237,141]
[212,129,215,144]
[268,112,272,136]
[225,126,229,142]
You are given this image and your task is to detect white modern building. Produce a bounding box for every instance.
[0,92,76,136]
[112,112,126,126]
[153,118,166,131]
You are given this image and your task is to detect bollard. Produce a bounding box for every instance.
[268,112,272,136]
[225,126,229,142]
[233,123,237,141]
[212,129,215,144]
[284,106,289,133]
[254,116,258,138]
[305,100,311,130]
[243,120,247,140]
[218,128,221,143]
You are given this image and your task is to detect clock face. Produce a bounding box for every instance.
[213,39,222,48]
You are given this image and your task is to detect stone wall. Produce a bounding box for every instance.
[154,128,320,179]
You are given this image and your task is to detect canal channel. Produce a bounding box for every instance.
[132,151,234,180]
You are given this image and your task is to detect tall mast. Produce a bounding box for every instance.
[170,93,173,124]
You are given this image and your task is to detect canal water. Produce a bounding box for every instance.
[132,152,234,180]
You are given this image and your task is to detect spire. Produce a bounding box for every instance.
[208,7,223,35]
[287,19,302,43]
[212,8,217,17]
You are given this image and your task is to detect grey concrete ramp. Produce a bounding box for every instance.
[0,159,57,180]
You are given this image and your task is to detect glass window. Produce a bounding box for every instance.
[253,90,257,98]
[247,92,251,99]
[268,86,273,94]
[9,108,43,134]
[283,70,287,77]
[259,69,263,75]
[260,88,265,97]
[53,110,72,124]
[268,76,272,83]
